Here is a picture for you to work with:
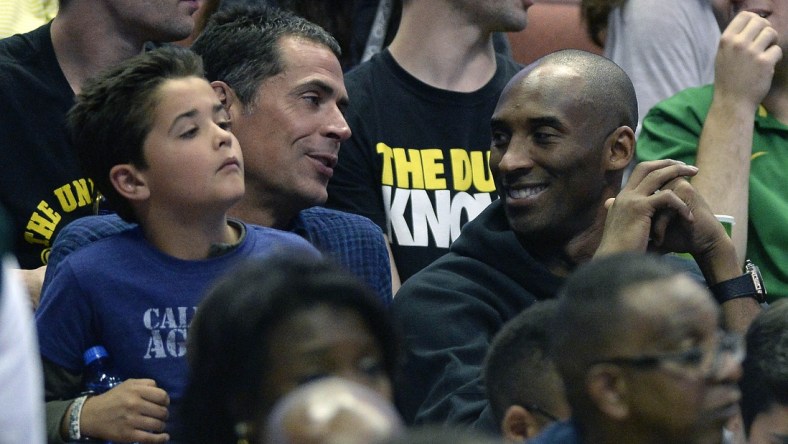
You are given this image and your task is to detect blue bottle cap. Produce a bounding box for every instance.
[83,345,109,365]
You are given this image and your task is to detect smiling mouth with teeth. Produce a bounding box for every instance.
[508,186,547,199]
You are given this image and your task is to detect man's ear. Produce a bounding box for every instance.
[501,405,543,442]
[604,125,636,171]
[212,80,238,112]
[109,164,149,202]
[586,364,630,421]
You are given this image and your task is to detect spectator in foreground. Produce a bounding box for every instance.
[533,253,745,444]
[181,255,400,444]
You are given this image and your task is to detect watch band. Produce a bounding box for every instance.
[709,260,766,304]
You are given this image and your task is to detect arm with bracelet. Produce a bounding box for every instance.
[43,357,170,444]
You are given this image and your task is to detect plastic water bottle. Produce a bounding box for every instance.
[82,345,124,444]
[83,345,123,395]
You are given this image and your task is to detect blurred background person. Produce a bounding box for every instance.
[483,300,569,442]
[0,204,45,442]
[180,254,400,444]
[739,300,788,444]
[263,377,404,444]
[581,0,724,138]
[0,0,57,38]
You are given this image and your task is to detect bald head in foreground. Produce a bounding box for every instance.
[263,377,404,444]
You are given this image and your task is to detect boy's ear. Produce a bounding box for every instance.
[212,80,238,112]
[501,405,543,442]
[109,164,149,202]
[604,125,636,171]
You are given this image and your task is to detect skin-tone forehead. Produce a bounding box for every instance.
[618,275,719,351]
[278,36,342,77]
[499,63,587,109]
[268,35,348,102]
[271,305,375,352]
[152,76,220,126]
[493,62,598,132]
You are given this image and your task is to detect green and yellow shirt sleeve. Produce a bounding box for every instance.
[637,84,788,302]
[636,84,714,165]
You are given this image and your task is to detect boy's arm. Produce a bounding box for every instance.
[689,11,781,263]
[43,357,171,443]
[42,357,82,444]
[78,379,170,443]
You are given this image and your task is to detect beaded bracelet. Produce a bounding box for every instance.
[68,395,89,441]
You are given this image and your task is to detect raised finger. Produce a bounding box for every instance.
[752,24,779,53]
[631,163,698,196]
[723,11,762,37]
[738,13,772,44]
[626,159,692,190]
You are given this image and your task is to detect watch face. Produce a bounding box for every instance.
[746,260,767,302]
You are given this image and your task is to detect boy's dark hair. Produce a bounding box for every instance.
[191,5,340,109]
[740,299,788,434]
[180,254,400,444]
[67,46,204,222]
[484,300,563,424]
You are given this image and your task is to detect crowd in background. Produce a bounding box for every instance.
[0,0,786,443]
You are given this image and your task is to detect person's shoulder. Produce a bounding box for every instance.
[299,207,382,232]
[244,222,319,254]
[344,51,396,100]
[246,222,305,241]
[651,84,714,114]
[59,225,144,269]
[495,53,523,77]
[0,24,56,95]
[0,23,48,65]
[55,214,136,244]
[344,52,386,82]
[393,249,487,310]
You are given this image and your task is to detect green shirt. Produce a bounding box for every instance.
[638,84,788,302]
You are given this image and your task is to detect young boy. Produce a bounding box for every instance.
[35,46,319,444]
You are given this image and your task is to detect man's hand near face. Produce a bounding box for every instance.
[596,159,761,332]
[595,159,699,256]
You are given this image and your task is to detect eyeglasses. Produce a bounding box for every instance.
[592,331,745,379]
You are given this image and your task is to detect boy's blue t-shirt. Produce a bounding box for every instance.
[35,221,319,432]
